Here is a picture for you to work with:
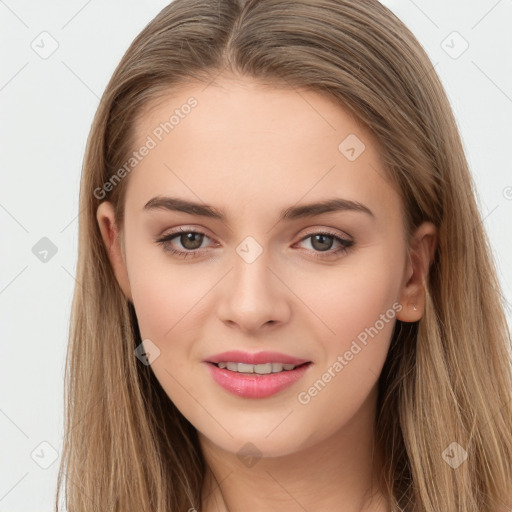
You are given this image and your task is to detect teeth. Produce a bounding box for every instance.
[272,362,283,372]
[217,362,299,373]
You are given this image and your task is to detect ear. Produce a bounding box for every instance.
[96,201,133,303]
[396,221,437,322]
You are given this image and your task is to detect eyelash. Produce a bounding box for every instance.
[155,227,354,260]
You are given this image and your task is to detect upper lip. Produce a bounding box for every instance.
[205,350,310,366]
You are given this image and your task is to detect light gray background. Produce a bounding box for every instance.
[1,0,511,510]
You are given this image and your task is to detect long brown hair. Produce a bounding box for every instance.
[56,0,512,510]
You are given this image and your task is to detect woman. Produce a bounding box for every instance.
[57,0,512,510]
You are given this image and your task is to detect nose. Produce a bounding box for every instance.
[217,251,291,334]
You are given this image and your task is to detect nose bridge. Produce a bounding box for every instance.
[217,235,290,330]
[231,238,276,300]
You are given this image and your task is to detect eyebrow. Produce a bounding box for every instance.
[143,196,374,221]
[143,196,375,222]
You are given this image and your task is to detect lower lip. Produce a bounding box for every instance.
[204,362,312,399]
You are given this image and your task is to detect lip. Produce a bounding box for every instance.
[204,361,312,399]
[205,350,310,366]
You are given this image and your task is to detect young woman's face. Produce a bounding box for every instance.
[98,76,430,458]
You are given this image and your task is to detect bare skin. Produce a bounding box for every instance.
[97,75,437,512]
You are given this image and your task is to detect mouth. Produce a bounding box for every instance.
[204,359,313,399]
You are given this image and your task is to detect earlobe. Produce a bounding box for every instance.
[96,201,133,303]
[396,221,437,323]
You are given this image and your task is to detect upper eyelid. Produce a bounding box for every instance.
[300,226,352,240]
[160,226,217,244]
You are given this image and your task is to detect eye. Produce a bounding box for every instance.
[296,230,354,259]
[155,227,354,260]
[155,228,215,259]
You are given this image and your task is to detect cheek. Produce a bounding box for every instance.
[293,246,404,348]
[126,245,202,342]
[290,252,402,440]
[288,243,404,420]
[130,272,207,344]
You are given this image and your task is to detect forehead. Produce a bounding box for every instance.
[124,77,399,225]
[134,77,377,157]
